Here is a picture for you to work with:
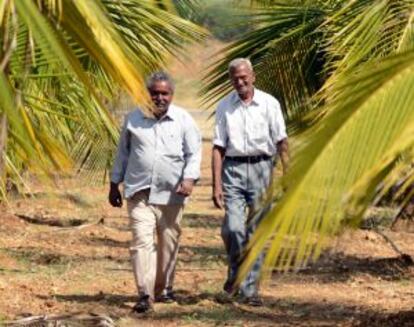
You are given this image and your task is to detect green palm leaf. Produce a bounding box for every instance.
[238,49,414,279]
[321,0,414,98]
[0,0,206,199]
[201,0,414,280]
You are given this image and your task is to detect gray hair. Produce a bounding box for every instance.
[228,58,253,73]
[146,71,175,92]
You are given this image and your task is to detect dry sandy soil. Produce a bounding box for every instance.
[0,138,413,326]
[1,40,413,326]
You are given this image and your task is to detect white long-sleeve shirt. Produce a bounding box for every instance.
[111,104,201,205]
[213,89,287,157]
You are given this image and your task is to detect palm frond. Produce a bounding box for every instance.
[0,71,34,167]
[172,0,201,20]
[238,49,414,279]
[1,0,205,199]
[321,0,414,95]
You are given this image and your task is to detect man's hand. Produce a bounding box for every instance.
[176,179,194,197]
[109,182,123,207]
[212,185,224,209]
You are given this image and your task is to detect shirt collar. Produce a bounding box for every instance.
[146,104,177,121]
[164,104,178,120]
[231,88,260,106]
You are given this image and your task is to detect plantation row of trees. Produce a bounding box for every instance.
[188,0,252,41]
[0,0,413,272]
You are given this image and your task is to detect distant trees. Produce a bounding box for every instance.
[173,0,253,41]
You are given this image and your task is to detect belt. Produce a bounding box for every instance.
[225,155,271,164]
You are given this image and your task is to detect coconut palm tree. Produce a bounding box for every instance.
[203,0,414,276]
[0,0,205,198]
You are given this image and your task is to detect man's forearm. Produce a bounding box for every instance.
[277,138,289,174]
[212,146,225,188]
[183,153,201,182]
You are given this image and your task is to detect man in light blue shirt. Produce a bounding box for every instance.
[109,72,201,313]
[212,58,289,306]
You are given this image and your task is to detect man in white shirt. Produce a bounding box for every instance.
[212,58,288,306]
[109,72,201,313]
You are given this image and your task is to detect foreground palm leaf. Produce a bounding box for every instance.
[205,0,414,126]
[238,50,414,278]
[0,0,205,197]
[201,0,414,279]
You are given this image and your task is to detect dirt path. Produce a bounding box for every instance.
[1,40,414,326]
[1,138,413,326]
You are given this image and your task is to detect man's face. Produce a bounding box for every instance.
[229,64,255,98]
[148,80,173,116]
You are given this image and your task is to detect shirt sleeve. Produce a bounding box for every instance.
[212,103,227,148]
[269,97,287,143]
[110,115,130,184]
[183,114,202,180]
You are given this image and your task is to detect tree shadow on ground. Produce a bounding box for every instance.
[37,290,414,326]
[84,236,129,248]
[0,267,33,274]
[355,309,414,326]
[182,213,221,229]
[4,247,129,266]
[15,214,87,228]
[179,245,226,265]
[37,293,136,310]
[15,192,93,207]
[288,252,414,283]
[144,293,412,326]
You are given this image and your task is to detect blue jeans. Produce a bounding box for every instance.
[221,158,273,297]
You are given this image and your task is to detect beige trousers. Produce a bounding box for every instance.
[127,189,183,300]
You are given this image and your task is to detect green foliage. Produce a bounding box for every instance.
[0,0,205,198]
[191,0,252,41]
[202,0,414,276]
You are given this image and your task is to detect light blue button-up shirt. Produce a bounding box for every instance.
[111,104,202,205]
[213,89,287,156]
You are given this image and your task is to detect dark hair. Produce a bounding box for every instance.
[146,71,175,92]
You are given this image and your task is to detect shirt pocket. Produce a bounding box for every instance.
[251,120,268,143]
[161,130,183,157]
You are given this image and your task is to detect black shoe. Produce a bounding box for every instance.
[223,281,236,295]
[215,291,237,304]
[215,282,239,304]
[242,295,264,307]
[132,295,153,313]
[155,291,176,303]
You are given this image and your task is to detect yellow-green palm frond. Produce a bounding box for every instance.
[200,0,414,283]
[0,72,36,167]
[347,145,414,223]
[238,49,414,280]
[204,0,414,128]
[0,0,205,199]
[321,0,414,96]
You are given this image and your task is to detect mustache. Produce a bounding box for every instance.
[154,103,167,108]
[152,102,169,112]
[153,99,167,105]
